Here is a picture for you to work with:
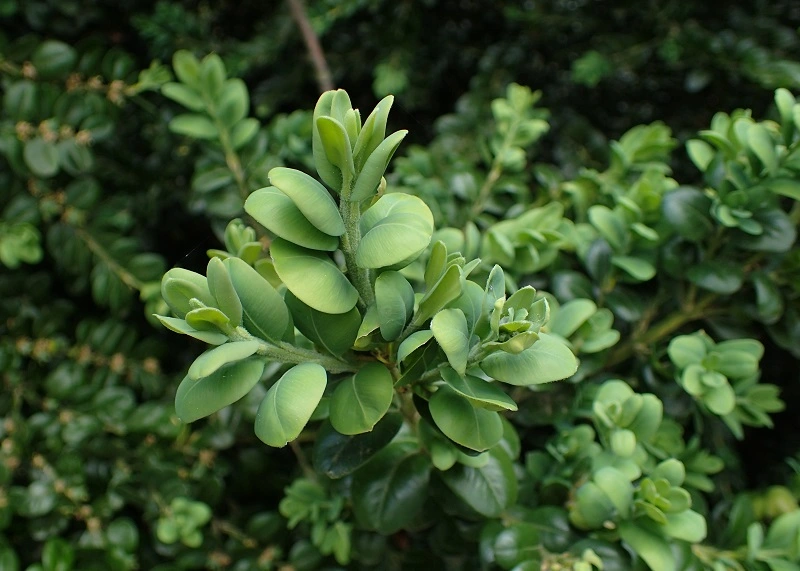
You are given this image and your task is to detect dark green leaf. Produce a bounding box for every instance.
[313,413,403,478]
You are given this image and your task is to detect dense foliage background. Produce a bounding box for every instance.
[2,1,800,569]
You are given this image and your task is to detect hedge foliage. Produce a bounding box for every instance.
[2,1,800,570]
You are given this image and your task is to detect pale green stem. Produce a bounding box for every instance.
[338,171,374,308]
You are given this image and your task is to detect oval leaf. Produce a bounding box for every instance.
[207,257,242,326]
[245,187,339,251]
[375,271,415,341]
[269,167,344,236]
[440,368,517,412]
[357,194,434,269]
[431,308,470,376]
[270,238,358,314]
[481,333,578,386]
[175,358,265,423]
[439,447,518,517]
[188,340,260,380]
[330,363,394,435]
[254,363,327,447]
[429,386,503,452]
[285,291,360,356]
[226,257,290,343]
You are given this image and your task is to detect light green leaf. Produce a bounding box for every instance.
[185,306,230,332]
[612,256,656,281]
[431,308,470,375]
[375,271,415,341]
[588,205,627,250]
[161,82,205,111]
[424,241,448,290]
[316,116,354,179]
[350,130,408,202]
[155,315,228,345]
[397,330,434,363]
[188,340,260,380]
[169,114,218,139]
[245,186,339,251]
[217,78,249,127]
[748,123,778,175]
[175,358,265,423]
[172,50,201,88]
[357,193,434,269]
[23,138,60,178]
[268,167,344,236]
[414,264,463,326]
[270,238,358,314]
[353,95,394,169]
[161,268,215,318]
[618,521,675,571]
[254,363,327,447]
[330,363,394,435]
[480,333,578,385]
[549,299,596,338]
[226,257,290,343]
[207,257,242,326]
[440,367,517,412]
[667,334,708,368]
[662,510,707,542]
[231,118,260,149]
[429,386,503,452]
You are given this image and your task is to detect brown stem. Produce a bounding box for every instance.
[287,0,334,92]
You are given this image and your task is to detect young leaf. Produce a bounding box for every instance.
[431,308,470,376]
[330,363,394,435]
[187,340,260,380]
[350,130,408,202]
[375,271,415,341]
[161,268,216,318]
[175,358,265,423]
[254,363,327,447]
[207,257,242,326]
[155,315,228,345]
[316,116,355,179]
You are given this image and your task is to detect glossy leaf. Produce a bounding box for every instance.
[245,186,339,251]
[439,447,517,517]
[397,330,434,363]
[351,442,431,534]
[661,187,713,242]
[175,358,265,423]
[268,167,344,236]
[429,386,503,452]
[226,257,290,343]
[313,413,403,478]
[431,308,470,375]
[270,238,358,314]
[254,363,327,447]
[330,363,394,435]
[480,333,578,385]
[357,194,434,269]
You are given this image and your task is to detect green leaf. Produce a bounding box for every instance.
[231,118,260,149]
[226,257,290,343]
[207,257,242,326]
[245,186,339,251]
[414,264,463,326]
[357,194,434,269]
[549,299,596,338]
[588,205,627,250]
[199,53,226,97]
[23,138,60,178]
[493,524,542,569]
[316,116,355,179]
[686,139,715,171]
[612,256,656,281]
[350,130,408,202]
[313,91,342,189]
[440,447,517,517]
[185,306,231,332]
[397,330,434,363]
[154,315,228,345]
[375,271,415,341]
[172,50,201,88]
[351,442,431,534]
[667,334,707,368]
[268,167,345,236]
[353,95,394,168]
[313,413,403,478]
[767,178,800,201]
[480,333,578,385]
[687,261,744,294]
[662,510,707,542]
[748,123,778,175]
[175,358,265,422]
[254,363,327,447]
[187,340,260,380]
[424,241,448,290]
[429,386,503,452]
[285,291,360,356]
[661,186,713,242]
[32,40,76,79]
[161,82,205,111]
[160,268,216,318]
[270,238,358,314]
[330,363,394,434]
[217,78,249,126]
[440,367,517,412]
[169,114,218,139]
[618,521,675,571]
[431,308,470,375]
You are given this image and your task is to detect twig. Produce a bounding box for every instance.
[287,0,334,92]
